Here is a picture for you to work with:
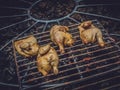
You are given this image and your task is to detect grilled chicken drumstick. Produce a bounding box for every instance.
[50,25,74,53]
[37,44,59,76]
[78,21,105,47]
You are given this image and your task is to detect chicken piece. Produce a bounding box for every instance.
[78,21,105,47]
[39,44,51,55]
[37,44,59,76]
[14,35,39,57]
[50,25,74,53]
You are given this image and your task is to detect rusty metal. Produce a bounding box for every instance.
[18,38,112,68]
[13,20,120,90]
[74,75,120,90]
[19,49,119,79]
[23,59,120,83]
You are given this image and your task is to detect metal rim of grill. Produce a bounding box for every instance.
[12,20,120,90]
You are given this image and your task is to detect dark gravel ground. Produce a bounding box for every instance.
[30,0,75,20]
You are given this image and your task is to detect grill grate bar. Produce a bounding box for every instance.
[17,27,108,46]
[12,40,23,90]
[46,67,120,90]
[74,75,120,90]
[19,50,119,79]
[33,24,80,36]
[15,21,106,50]
[13,20,120,90]
[37,32,79,43]
[17,26,79,41]
[22,56,120,84]
[17,38,112,63]
[25,65,120,90]
[16,28,79,58]
[47,74,120,90]
[37,27,79,38]
[18,42,115,74]
[22,20,97,38]
[101,84,120,90]
[21,56,119,81]
[18,42,116,70]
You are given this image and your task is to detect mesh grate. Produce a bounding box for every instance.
[13,20,120,90]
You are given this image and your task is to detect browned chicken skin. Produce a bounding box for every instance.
[50,25,74,53]
[37,44,59,76]
[14,35,39,57]
[78,21,105,47]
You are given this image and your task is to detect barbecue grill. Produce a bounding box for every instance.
[0,0,120,90]
[12,20,120,90]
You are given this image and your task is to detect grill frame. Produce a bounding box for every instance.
[12,20,120,90]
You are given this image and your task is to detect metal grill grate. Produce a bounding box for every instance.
[13,20,120,90]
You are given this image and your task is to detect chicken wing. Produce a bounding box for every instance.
[50,25,74,53]
[37,44,59,76]
[14,35,39,57]
[78,21,105,47]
